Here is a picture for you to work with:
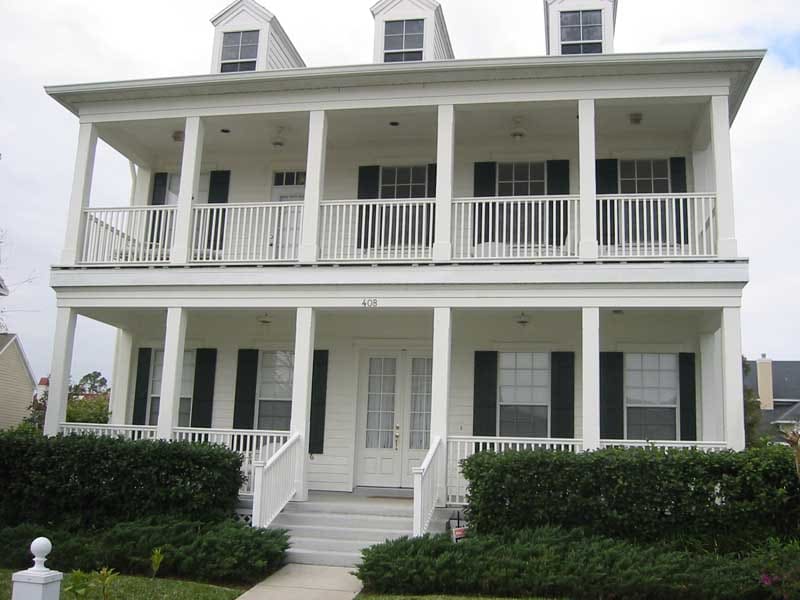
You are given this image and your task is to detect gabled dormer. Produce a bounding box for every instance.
[210,0,305,73]
[544,0,617,56]
[371,0,454,64]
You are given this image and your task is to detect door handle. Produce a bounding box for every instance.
[394,425,400,451]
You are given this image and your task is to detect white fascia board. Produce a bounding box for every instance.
[211,0,274,26]
[371,0,441,16]
[45,49,765,123]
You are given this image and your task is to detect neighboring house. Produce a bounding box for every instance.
[0,334,36,430]
[745,355,800,439]
[43,0,762,565]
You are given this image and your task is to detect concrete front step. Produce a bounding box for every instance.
[287,547,363,568]
[282,500,413,518]
[273,510,413,531]
[286,536,384,554]
[275,523,412,542]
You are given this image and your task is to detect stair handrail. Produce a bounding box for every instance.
[251,432,302,528]
[412,435,443,536]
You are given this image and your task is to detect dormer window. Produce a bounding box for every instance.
[220,30,259,72]
[560,10,602,55]
[384,19,424,63]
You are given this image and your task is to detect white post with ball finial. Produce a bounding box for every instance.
[11,538,62,600]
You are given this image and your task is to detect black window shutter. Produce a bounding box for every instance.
[357,166,381,249]
[191,349,217,428]
[551,352,575,438]
[308,350,329,454]
[473,351,498,436]
[600,352,624,439]
[547,160,571,245]
[132,348,152,426]
[424,164,437,248]
[427,163,437,198]
[150,173,168,206]
[207,171,231,250]
[679,352,697,441]
[670,157,689,244]
[596,159,619,243]
[473,162,497,244]
[233,349,259,430]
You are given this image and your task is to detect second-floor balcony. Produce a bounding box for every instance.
[65,97,733,268]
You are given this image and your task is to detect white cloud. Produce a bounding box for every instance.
[1,0,798,380]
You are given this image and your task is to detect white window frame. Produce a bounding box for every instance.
[383,19,425,63]
[623,353,681,441]
[271,170,306,203]
[496,352,551,438]
[496,162,548,197]
[559,10,603,55]
[379,165,430,199]
[254,349,295,432]
[146,349,196,428]
[618,159,672,195]
[220,30,259,73]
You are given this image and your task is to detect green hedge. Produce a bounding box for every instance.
[0,518,288,585]
[357,528,800,600]
[461,446,800,550]
[0,431,243,527]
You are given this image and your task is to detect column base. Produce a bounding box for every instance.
[298,243,319,264]
[579,240,599,260]
[432,241,452,262]
[717,237,738,259]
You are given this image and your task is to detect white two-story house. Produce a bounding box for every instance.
[44,0,762,566]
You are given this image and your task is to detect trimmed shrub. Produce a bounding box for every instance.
[461,446,800,550]
[0,518,288,585]
[0,432,243,527]
[356,528,800,600]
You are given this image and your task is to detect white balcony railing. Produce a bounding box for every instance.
[319,198,435,262]
[252,432,302,528]
[452,196,580,260]
[190,202,303,263]
[59,422,158,440]
[80,206,177,264]
[446,435,584,504]
[597,194,717,258]
[599,439,728,452]
[413,435,443,536]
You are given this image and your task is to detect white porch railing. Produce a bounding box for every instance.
[80,206,177,264]
[172,428,289,495]
[597,194,717,258]
[190,203,303,263]
[452,196,580,260]
[251,433,302,529]
[446,436,584,504]
[318,198,436,262]
[599,439,728,452]
[413,435,443,536]
[59,422,158,440]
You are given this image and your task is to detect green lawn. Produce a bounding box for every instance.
[0,569,242,600]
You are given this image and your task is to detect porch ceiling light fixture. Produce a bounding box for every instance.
[515,312,530,327]
[510,116,527,142]
[629,112,643,125]
[271,127,287,150]
[257,313,272,326]
[171,130,185,143]
[389,121,400,127]
[220,128,231,134]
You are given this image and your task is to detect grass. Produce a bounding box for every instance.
[0,569,242,600]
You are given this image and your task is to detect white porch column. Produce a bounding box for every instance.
[156,308,187,440]
[430,307,452,506]
[711,96,737,258]
[581,307,600,450]
[433,105,454,262]
[290,307,316,501]
[721,307,745,450]
[171,117,205,265]
[61,123,98,266]
[109,329,134,425]
[132,166,153,206]
[299,111,327,263]
[578,99,598,260]
[699,330,724,441]
[43,308,77,436]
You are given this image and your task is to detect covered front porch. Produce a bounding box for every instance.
[47,301,744,529]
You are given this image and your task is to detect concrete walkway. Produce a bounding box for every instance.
[238,564,362,600]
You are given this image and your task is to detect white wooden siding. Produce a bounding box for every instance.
[0,340,35,430]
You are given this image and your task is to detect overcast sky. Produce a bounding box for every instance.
[1,0,799,382]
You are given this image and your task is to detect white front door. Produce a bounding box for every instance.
[271,173,304,257]
[357,351,433,488]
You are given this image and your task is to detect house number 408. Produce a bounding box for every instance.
[362,298,378,308]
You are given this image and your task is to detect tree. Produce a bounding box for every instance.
[23,371,112,428]
[70,371,108,396]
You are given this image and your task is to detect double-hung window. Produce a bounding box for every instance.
[560,10,602,55]
[148,350,196,427]
[497,162,547,197]
[498,352,550,437]
[384,19,424,62]
[619,160,670,194]
[221,30,259,72]
[624,353,679,440]
[256,351,294,430]
[380,166,429,199]
[409,357,433,449]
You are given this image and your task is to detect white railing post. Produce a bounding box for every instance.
[12,538,62,600]
[412,467,424,536]
[578,99,598,260]
[433,104,454,262]
[43,308,77,437]
[156,307,187,440]
[710,96,737,258]
[171,117,205,265]
[251,459,266,527]
[581,307,601,451]
[290,308,316,501]
[300,110,327,263]
[61,123,98,266]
